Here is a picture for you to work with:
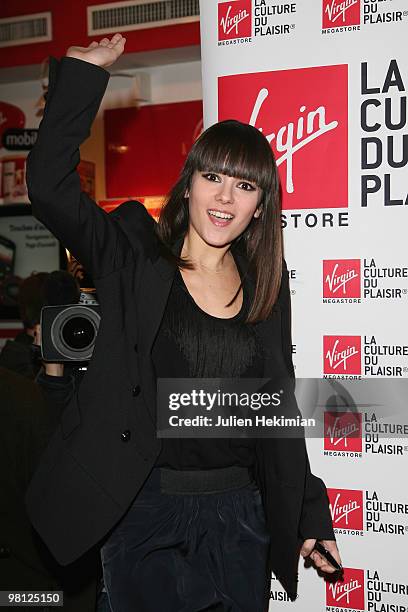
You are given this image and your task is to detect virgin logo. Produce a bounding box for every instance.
[328,578,363,604]
[325,339,359,371]
[220,5,250,36]
[218,64,348,209]
[326,417,359,448]
[218,1,251,40]
[323,260,361,299]
[324,336,361,375]
[249,88,338,194]
[325,0,359,24]
[325,264,359,295]
[328,489,364,529]
[330,493,361,524]
[326,567,365,609]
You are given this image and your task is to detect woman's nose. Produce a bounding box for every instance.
[215,180,234,203]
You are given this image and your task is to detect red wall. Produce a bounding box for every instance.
[105,100,203,198]
[0,0,200,68]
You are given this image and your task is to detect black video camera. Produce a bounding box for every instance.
[40,292,101,362]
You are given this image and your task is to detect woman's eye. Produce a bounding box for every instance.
[202,173,219,182]
[239,182,256,191]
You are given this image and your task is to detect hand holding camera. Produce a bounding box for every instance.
[33,323,64,377]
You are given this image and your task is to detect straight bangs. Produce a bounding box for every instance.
[186,121,275,193]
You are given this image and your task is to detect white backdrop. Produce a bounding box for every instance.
[199,1,408,610]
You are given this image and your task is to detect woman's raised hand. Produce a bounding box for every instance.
[66,33,126,68]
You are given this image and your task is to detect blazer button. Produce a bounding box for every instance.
[121,430,131,442]
[134,343,138,352]
[0,546,11,558]
[132,384,141,397]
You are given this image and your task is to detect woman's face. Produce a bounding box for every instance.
[186,170,262,248]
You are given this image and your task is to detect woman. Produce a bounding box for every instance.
[25,34,341,611]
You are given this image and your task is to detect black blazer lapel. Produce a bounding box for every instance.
[135,237,183,424]
[137,236,183,355]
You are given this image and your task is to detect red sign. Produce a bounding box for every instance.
[322,0,361,28]
[218,65,348,209]
[323,335,361,375]
[324,411,363,452]
[328,488,364,530]
[0,102,25,143]
[218,0,252,40]
[326,567,365,609]
[323,259,361,298]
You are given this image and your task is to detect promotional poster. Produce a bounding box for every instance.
[200,1,408,609]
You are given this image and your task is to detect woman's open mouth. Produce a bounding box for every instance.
[207,209,234,227]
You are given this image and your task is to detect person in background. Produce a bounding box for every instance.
[0,270,99,610]
[0,364,98,611]
[33,270,82,387]
[0,270,80,380]
[0,272,49,379]
[33,330,109,612]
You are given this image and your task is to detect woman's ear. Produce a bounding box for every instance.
[184,189,190,198]
[253,206,262,219]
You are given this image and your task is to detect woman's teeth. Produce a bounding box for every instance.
[208,210,234,220]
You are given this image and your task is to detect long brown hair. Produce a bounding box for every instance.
[155,119,283,323]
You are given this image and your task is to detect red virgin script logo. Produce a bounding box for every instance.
[323,260,361,298]
[218,65,348,209]
[324,412,362,452]
[322,0,361,28]
[324,335,361,374]
[328,488,364,530]
[326,567,365,609]
[218,0,252,40]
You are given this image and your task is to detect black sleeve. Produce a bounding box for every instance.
[298,452,336,541]
[279,258,335,541]
[26,56,140,280]
[35,367,76,417]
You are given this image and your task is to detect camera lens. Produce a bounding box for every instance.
[50,305,101,360]
[61,316,95,350]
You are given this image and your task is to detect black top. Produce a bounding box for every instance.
[152,257,264,470]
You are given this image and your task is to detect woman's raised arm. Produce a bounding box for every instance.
[26,35,137,280]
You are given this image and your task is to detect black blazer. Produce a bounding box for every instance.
[25,56,335,605]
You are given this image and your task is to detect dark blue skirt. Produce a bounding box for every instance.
[101,466,271,612]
